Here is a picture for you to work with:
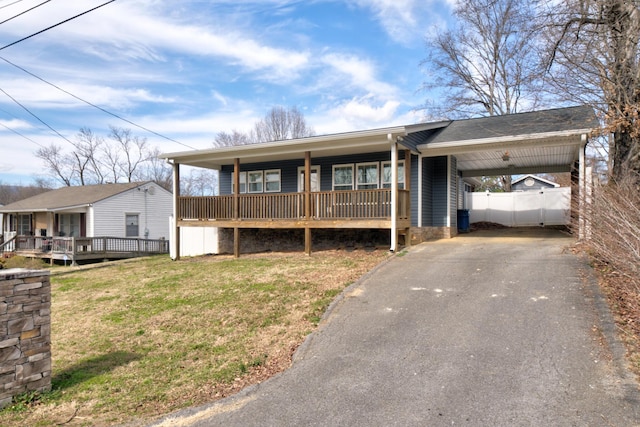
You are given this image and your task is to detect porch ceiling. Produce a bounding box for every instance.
[419,132,587,177]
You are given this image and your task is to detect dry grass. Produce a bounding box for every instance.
[0,249,389,427]
[579,174,640,381]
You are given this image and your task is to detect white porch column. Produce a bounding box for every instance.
[389,134,398,252]
[417,155,423,227]
[171,161,180,261]
[578,135,587,240]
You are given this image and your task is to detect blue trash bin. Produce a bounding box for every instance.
[457,209,470,233]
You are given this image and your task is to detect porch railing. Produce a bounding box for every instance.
[178,189,410,222]
[14,236,169,256]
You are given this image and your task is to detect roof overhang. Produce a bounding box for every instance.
[160,122,447,169]
[0,204,90,214]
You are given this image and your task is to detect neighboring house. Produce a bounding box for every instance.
[511,174,561,191]
[0,182,172,263]
[160,106,599,258]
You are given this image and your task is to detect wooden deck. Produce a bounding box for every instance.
[6,235,169,265]
[177,189,411,229]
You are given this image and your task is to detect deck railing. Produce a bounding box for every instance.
[14,236,169,256]
[178,189,410,222]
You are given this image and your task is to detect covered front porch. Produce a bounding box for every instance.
[163,125,432,258]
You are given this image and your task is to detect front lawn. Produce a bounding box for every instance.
[0,250,389,426]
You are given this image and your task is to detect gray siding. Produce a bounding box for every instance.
[219,151,410,195]
[421,157,433,226]
[431,156,448,227]
[410,154,419,227]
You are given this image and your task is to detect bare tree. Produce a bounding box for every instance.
[252,106,315,142]
[140,147,173,191]
[35,143,75,186]
[35,127,169,188]
[543,0,640,180]
[70,127,106,185]
[74,127,105,184]
[108,126,150,182]
[181,169,217,196]
[422,0,545,190]
[214,130,253,147]
[421,0,545,119]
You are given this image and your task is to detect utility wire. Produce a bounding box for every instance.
[0,86,76,146]
[0,119,46,148]
[0,0,52,26]
[0,55,197,150]
[0,0,196,150]
[0,105,47,148]
[0,0,116,51]
[0,0,27,11]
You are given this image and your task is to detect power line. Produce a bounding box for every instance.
[0,118,46,148]
[0,0,27,11]
[0,0,196,150]
[0,86,76,146]
[0,0,52,26]
[0,55,197,150]
[0,0,117,51]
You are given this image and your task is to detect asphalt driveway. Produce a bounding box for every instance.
[151,228,640,426]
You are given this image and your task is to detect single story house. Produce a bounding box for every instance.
[511,174,561,191]
[160,106,598,258]
[0,182,172,262]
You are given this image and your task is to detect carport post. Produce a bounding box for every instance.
[389,134,398,252]
[171,161,180,261]
[578,135,587,240]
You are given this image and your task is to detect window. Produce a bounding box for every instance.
[382,160,405,189]
[17,214,31,235]
[126,214,139,237]
[333,164,354,190]
[59,214,80,237]
[264,170,281,192]
[231,172,247,194]
[248,171,264,193]
[357,163,379,190]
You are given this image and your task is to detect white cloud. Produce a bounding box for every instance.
[348,0,454,44]
[320,53,397,98]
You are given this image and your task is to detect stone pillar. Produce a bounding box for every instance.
[0,268,51,408]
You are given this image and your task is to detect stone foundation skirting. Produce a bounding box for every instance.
[409,226,456,245]
[218,228,392,254]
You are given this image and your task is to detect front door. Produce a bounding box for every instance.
[298,166,320,192]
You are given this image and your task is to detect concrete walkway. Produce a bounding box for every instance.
[151,229,640,426]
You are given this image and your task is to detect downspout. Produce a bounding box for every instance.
[389,133,398,252]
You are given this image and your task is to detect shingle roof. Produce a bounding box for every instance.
[0,182,148,212]
[424,105,598,144]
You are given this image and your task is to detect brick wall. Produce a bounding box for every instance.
[0,269,51,408]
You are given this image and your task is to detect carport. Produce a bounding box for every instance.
[417,106,599,237]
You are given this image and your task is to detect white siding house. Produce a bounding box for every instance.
[0,182,172,241]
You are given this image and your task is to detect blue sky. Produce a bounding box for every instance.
[0,0,455,186]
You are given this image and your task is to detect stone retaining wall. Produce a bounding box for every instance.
[0,269,51,408]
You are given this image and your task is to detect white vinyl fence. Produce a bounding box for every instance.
[466,187,571,227]
[169,216,219,259]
